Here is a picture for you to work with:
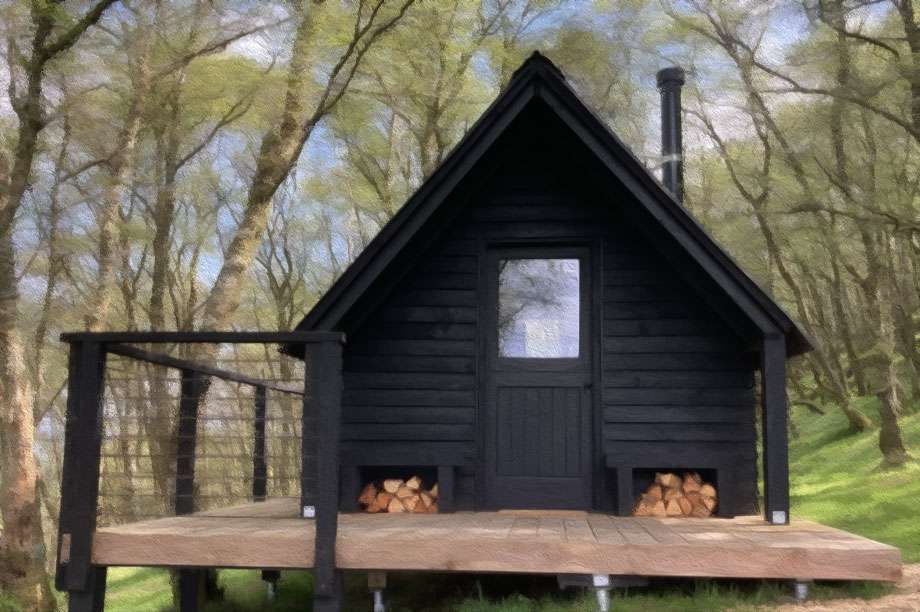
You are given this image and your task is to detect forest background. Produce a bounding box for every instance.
[1,0,918,609]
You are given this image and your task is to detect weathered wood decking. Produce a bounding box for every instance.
[61,498,901,582]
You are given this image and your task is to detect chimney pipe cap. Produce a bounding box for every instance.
[656,66,686,89]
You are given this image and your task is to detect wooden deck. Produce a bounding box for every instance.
[61,498,901,582]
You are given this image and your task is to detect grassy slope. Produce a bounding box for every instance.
[789,397,920,563]
[102,402,919,611]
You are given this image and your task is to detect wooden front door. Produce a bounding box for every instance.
[482,246,593,509]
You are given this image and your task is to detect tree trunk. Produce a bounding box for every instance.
[0,3,116,605]
[84,14,155,331]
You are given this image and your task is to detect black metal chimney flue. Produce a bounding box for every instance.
[657,66,686,203]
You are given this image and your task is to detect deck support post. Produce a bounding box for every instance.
[592,575,612,612]
[793,579,811,602]
[67,566,107,612]
[306,339,345,611]
[369,572,387,612]
[56,341,107,608]
[261,570,281,601]
[761,334,789,525]
[253,385,268,501]
[175,369,207,611]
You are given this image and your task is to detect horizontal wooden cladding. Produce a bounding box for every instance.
[341,441,474,466]
[471,203,600,222]
[604,440,756,463]
[379,306,476,323]
[604,251,659,271]
[418,256,478,274]
[344,355,475,373]
[605,286,689,302]
[391,289,476,307]
[603,370,753,389]
[344,389,475,407]
[604,319,722,336]
[409,272,477,290]
[343,423,474,441]
[604,270,669,286]
[603,353,756,371]
[344,406,474,424]
[603,388,753,406]
[603,405,752,424]
[603,336,742,353]
[347,339,475,357]
[603,423,754,443]
[437,238,478,255]
[357,323,476,341]
[344,372,475,390]
[457,220,607,239]
[604,302,698,320]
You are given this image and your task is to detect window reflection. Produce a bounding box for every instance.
[498,258,580,358]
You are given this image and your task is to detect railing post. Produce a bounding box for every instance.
[305,338,344,612]
[55,340,108,611]
[761,334,790,524]
[253,385,268,502]
[176,369,206,611]
[175,369,204,516]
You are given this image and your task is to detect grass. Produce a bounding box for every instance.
[789,396,920,563]
[99,400,918,611]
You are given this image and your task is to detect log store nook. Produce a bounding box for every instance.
[55,53,902,611]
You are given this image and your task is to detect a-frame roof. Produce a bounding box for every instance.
[292,52,811,357]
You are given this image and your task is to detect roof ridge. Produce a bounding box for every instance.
[509,50,566,84]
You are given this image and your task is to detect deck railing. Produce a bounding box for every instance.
[55,331,344,612]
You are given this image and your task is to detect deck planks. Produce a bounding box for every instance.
[61,499,901,581]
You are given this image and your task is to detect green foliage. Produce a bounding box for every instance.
[0,594,23,612]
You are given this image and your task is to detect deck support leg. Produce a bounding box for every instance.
[58,341,107,608]
[261,570,280,601]
[593,575,612,612]
[305,340,344,612]
[67,566,107,612]
[177,569,203,612]
[369,572,387,612]
[793,580,811,602]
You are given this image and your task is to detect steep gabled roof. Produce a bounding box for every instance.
[291,52,811,356]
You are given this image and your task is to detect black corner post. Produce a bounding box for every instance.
[253,385,268,502]
[761,334,790,524]
[56,341,108,612]
[306,338,344,612]
[656,66,686,203]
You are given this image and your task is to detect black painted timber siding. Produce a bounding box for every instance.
[339,105,758,513]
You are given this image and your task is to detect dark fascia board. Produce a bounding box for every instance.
[292,52,812,357]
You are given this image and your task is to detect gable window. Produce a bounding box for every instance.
[498,258,580,358]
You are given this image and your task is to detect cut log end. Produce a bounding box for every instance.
[632,471,718,519]
[361,476,439,513]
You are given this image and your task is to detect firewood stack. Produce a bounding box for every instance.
[357,475,439,513]
[632,472,717,518]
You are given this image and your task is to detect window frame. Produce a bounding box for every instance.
[485,245,591,373]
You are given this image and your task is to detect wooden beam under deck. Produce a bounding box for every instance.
[62,498,901,582]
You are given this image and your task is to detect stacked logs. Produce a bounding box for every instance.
[632,472,717,518]
[358,475,439,513]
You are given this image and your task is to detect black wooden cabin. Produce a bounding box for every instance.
[289,52,811,523]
